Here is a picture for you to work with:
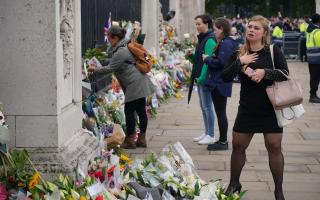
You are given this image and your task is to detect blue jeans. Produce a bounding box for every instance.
[197,85,214,137]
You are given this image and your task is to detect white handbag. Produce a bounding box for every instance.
[274,104,305,128]
[269,45,305,128]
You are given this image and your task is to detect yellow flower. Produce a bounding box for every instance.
[80,196,86,200]
[28,172,40,190]
[18,182,25,187]
[69,197,74,200]
[120,154,131,163]
[150,56,157,65]
[28,179,37,190]
[175,93,184,99]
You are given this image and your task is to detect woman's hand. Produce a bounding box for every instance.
[87,63,97,77]
[239,53,258,65]
[250,69,265,83]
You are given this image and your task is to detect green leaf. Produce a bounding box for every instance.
[238,190,247,199]
[31,188,41,200]
[136,170,146,186]
[46,181,58,192]
[59,174,64,183]
[35,184,47,193]
[71,189,80,199]
[194,181,200,196]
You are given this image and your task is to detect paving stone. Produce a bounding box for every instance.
[241,191,274,200]
[241,181,270,191]
[194,160,225,170]
[307,165,320,173]
[257,172,320,182]
[268,181,320,192]
[284,144,320,153]
[226,162,309,172]
[246,155,319,164]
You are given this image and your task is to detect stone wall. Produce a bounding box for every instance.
[169,0,205,41]
[0,0,98,178]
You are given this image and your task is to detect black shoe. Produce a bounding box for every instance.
[224,183,242,196]
[309,95,320,103]
[207,141,228,151]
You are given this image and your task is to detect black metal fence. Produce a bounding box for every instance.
[81,0,170,55]
[81,0,142,55]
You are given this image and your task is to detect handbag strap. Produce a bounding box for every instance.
[269,44,289,80]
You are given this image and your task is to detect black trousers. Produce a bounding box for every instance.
[300,37,306,61]
[124,97,148,136]
[308,64,320,96]
[211,88,228,142]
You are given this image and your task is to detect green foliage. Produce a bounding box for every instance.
[215,186,247,200]
[84,46,107,61]
[205,0,315,18]
[0,149,34,187]
[142,153,157,167]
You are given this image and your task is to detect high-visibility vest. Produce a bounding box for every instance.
[299,22,308,34]
[272,26,284,38]
[306,28,320,64]
[272,26,283,45]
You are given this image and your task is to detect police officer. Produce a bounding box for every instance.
[272,17,284,49]
[306,13,320,103]
[299,17,309,62]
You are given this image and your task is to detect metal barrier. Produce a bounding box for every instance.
[282,32,302,60]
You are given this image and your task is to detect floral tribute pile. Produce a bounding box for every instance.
[0,143,245,200]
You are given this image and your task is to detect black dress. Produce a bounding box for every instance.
[223,45,289,133]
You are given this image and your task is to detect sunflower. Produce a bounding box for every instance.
[28,172,40,190]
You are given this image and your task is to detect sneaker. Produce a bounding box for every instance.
[193,133,206,142]
[207,141,228,151]
[198,135,215,145]
[309,95,320,103]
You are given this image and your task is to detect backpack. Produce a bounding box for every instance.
[127,40,152,73]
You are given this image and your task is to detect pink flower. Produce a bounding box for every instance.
[0,184,7,200]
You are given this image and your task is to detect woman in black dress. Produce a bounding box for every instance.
[222,15,288,200]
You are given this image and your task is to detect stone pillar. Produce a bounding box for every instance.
[169,0,205,41]
[316,0,320,14]
[141,0,160,56]
[169,0,182,40]
[0,0,98,178]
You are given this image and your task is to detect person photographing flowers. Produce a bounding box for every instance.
[88,26,155,149]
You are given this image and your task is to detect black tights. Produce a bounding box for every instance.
[124,98,148,136]
[228,132,285,200]
[211,89,228,142]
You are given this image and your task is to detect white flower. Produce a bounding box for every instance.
[183,33,190,39]
[112,21,119,26]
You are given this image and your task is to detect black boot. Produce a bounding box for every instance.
[309,95,320,103]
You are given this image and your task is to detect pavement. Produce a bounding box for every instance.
[125,61,320,200]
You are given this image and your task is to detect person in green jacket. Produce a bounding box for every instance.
[186,14,217,145]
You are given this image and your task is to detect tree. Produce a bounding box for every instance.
[205,0,316,18]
